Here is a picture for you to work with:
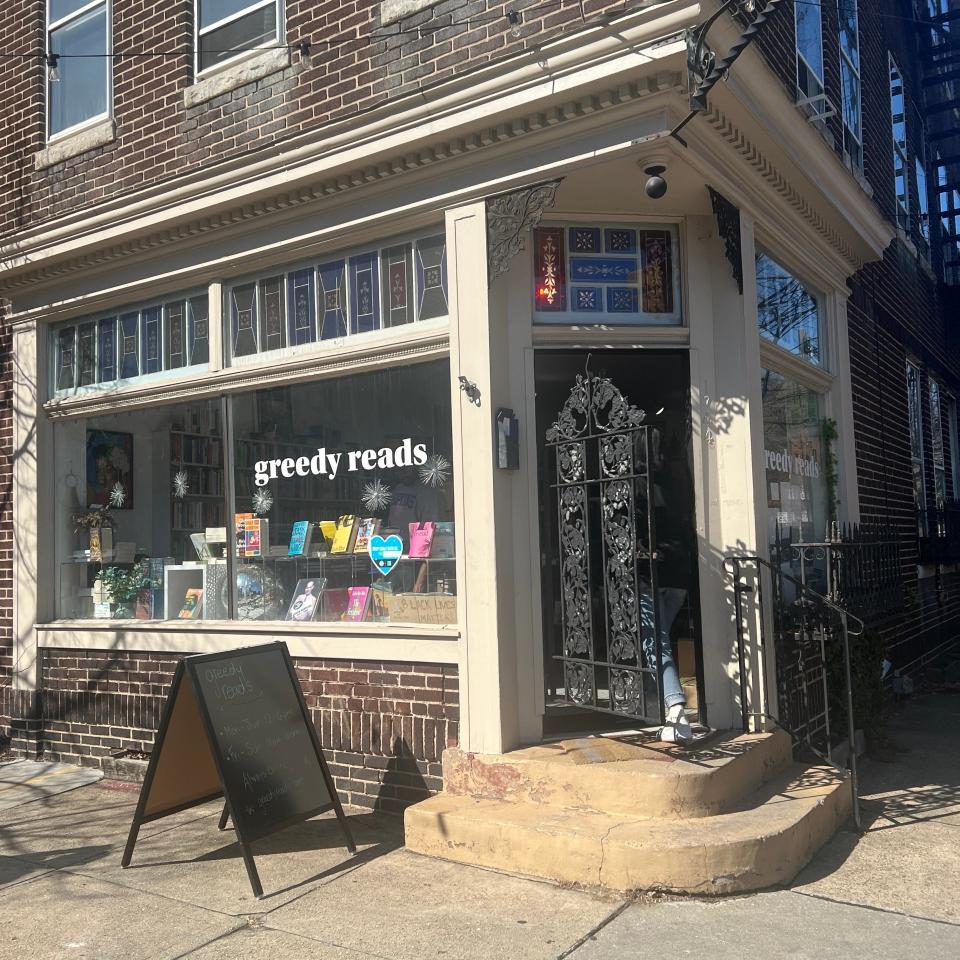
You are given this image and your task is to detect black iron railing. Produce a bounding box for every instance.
[781,522,902,622]
[724,553,864,831]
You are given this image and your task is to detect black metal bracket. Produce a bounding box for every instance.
[707,187,743,295]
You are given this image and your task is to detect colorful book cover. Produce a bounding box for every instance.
[235,512,254,558]
[285,577,327,621]
[430,521,455,559]
[408,521,436,558]
[243,518,268,557]
[288,520,313,557]
[321,587,351,621]
[178,587,203,619]
[331,515,357,554]
[317,520,338,551]
[344,585,371,622]
[369,581,393,621]
[353,518,381,554]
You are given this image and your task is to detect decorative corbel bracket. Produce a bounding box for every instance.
[486,179,563,285]
[708,186,743,295]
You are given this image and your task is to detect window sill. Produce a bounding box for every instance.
[185,47,291,109]
[381,0,436,25]
[35,118,116,171]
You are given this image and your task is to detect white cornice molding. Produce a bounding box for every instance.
[0,1,699,288]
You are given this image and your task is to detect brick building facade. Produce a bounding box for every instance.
[0,0,956,813]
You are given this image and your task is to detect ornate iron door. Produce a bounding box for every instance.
[545,365,664,723]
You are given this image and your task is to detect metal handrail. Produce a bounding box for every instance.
[723,553,862,832]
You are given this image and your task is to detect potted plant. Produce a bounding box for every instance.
[100,565,156,619]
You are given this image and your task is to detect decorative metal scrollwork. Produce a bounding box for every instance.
[559,485,591,657]
[708,186,743,295]
[546,359,663,723]
[486,179,562,285]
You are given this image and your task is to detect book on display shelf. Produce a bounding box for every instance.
[178,587,204,619]
[353,518,381,554]
[331,515,358,554]
[344,586,371,622]
[288,521,314,557]
[408,522,435,558]
[285,577,328,622]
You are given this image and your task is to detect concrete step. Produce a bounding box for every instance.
[405,763,852,895]
[441,728,793,818]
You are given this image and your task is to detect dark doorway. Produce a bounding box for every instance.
[535,350,704,736]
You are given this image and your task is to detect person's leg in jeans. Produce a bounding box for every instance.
[639,586,691,741]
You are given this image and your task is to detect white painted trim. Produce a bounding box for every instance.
[37,622,460,663]
[5,3,697,273]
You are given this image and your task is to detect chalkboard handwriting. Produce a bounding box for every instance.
[265,727,301,749]
[223,741,262,762]
[257,775,305,808]
[241,764,289,790]
[204,661,263,710]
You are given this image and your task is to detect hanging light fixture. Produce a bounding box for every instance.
[296,40,311,64]
[46,52,60,82]
[507,10,522,39]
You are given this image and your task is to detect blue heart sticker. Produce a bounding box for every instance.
[369,534,404,577]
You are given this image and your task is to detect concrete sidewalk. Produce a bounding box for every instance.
[0,694,958,959]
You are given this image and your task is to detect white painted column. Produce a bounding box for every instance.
[446,201,527,754]
[11,319,51,730]
[687,213,768,731]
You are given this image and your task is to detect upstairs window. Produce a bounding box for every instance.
[795,0,824,106]
[838,0,863,171]
[47,0,110,138]
[196,0,282,75]
[889,57,910,230]
[755,253,822,366]
[907,361,928,538]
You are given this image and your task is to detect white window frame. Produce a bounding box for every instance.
[46,0,112,142]
[838,0,863,172]
[889,55,910,231]
[194,0,284,78]
[795,0,825,109]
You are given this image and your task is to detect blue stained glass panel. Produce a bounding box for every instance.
[141,306,162,374]
[119,313,139,379]
[97,317,116,382]
[350,252,380,335]
[606,287,639,313]
[287,268,318,345]
[571,287,603,312]
[314,263,347,342]
[77,321,97,386]
[569,257,638,284]
[415,235,448,321]
[604,228,637,254]
[569,227,600,253]
[164,301,187,370]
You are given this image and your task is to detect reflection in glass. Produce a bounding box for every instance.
[755,253,821,365]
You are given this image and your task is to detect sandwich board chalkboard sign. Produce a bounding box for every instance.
[121,641,355,898]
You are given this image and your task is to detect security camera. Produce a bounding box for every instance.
[644,164,668,199]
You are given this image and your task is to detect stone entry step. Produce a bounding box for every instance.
[405,763,852,895]
[442,728,793,819]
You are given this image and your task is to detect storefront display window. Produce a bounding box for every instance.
[532,223,681,325]
[227,232,448,363]
[756,253,821,365]
[761,368,828,547]
[229,361,455,623]
[51,291,209,396]
[54,399,226,620]
[52,360,456,626]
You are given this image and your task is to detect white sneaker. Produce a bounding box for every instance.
[659,705,692,744]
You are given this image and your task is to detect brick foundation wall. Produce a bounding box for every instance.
[39,649,458,813]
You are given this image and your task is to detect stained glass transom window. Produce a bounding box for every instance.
[227,230,448,363]
[532,223,681,325]
[51,293,209,397]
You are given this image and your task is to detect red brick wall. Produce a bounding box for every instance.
[1,0,644,237]
[41,649,458,812]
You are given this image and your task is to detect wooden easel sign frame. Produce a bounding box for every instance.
[121,641,355,898]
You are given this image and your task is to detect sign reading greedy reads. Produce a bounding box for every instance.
[254,438,428,487]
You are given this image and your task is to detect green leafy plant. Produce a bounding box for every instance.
[821,417,840,528]
[825,626,888,752]
[99,566,155,618]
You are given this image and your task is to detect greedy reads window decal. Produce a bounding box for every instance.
[253,438,429,486]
